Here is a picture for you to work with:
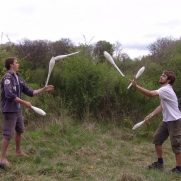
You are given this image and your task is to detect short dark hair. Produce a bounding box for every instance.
[163,70,175,85]
[5,57,17,70]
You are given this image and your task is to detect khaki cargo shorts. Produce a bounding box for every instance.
[153,119,181,154]
[2,109,24,139]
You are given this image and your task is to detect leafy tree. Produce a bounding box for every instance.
[77,35,95,59]
[0,43,17,77]
[147,36,176,62]
[15,39,50,69]
[113,41,123,61]
[50,38,75,56]
[93,40,114,62]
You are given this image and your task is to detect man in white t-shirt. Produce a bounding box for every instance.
[130,70,181,173]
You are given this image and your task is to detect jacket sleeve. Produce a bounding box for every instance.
[2,76,17,101]
[19,77,34,97]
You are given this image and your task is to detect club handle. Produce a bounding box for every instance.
[113,64,125,77]
[45,74,50,87]
[127,83,132,89]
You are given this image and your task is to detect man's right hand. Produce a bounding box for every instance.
[24,101,32,109]
[129,75,137,87]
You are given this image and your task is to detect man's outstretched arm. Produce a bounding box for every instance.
[129,76,158,97]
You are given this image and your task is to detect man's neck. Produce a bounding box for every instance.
[161,83,169,87]
[9,69,16,75]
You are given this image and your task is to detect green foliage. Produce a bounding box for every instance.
[93,40,114,62]
[51,38,75,55]
[32,50,160,127]
[0,45,17,77]
[1,36,181,132]
[50,54,106,119]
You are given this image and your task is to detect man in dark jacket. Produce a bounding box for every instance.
[0,57,54,167]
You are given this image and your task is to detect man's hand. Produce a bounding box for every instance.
[129,75,137,87]
[33,85,54,95]
[14,97,32,108]
[144,113,154,122]
[24,101,32,109]
[43,85,54,92]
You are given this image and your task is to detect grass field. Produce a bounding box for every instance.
[0,118,181,181]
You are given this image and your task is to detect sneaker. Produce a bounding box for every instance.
[170,167,181,173]
[0,162,6,169]
[148,161,164,169]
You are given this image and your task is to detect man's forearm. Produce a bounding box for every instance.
[14,97,27,105]
[135,84,158,97]
[152,105,162,116]
[33,85,54,95]
[130,76,158,97]
[33,88,44,95]
[145,105,162,121]
[135,84,152,97]
[14,97,32,108]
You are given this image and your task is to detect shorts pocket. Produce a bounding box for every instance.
[4,112,16,119]
[172,132,181,146]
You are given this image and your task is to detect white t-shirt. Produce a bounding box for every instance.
[156,84,181,122]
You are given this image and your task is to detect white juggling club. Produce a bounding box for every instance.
[45,57,55,87]
[103,51,125,77]
[55,51,80,61]
[127,66,145,89]
[31,106,46,116]
[45,51,80,86]
[132,113,153,130]
[132,120,145,130]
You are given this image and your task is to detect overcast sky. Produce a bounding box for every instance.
[1,0,181,59]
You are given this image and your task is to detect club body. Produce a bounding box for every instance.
[127,66,145,89]
[132,113,154,130]
[45,57,55,86]
[55,51,80,61]
[132,120,145,130]
[103,51,125,77]
[31,106,46,116]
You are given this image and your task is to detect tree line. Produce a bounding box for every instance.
[0,36,181,133]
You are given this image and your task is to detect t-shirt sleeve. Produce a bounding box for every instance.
[157,87,170,100]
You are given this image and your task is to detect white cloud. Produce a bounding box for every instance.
[1,0,181,59]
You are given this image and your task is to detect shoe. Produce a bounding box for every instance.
[170,167,181,173]
[0,162,6,169]
[148,161,164,169]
